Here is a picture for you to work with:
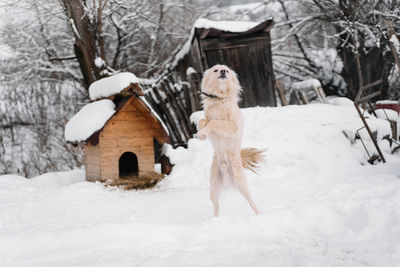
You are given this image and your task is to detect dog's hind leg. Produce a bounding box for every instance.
[232,160,260,215]
[210,156,221,217]
[237,180,260,215]
[210,180,221,217]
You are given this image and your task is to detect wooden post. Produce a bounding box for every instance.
[182,82,193,115]
[187,72,201,111]
[352,35,364,91]
[390,121,398,142]
[275,79,289,106]
[161,155,173,175]
[298,91,308,104]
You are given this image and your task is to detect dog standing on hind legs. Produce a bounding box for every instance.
[196,64,266,216]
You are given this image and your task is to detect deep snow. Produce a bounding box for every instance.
[1,101,400,267]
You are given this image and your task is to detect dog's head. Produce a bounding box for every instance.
[201,64,241,101]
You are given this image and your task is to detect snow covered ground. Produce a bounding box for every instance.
[1,100,400,267]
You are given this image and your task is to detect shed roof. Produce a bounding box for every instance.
[193,18,274,39]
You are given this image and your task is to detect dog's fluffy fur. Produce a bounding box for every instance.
[197,64,265,216]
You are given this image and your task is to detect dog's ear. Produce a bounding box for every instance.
[229,70,241,92]
[201,69,211,91]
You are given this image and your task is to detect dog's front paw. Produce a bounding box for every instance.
[198,119,208,131]
[196,129,207,140]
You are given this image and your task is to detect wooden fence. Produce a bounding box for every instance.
[143,71,202,147]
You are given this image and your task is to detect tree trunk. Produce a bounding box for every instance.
[62,0,102,89]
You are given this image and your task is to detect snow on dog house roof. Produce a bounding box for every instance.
[65,99,116,143]
[172,18,276,108]
[89,72,139,100]
[65,72,169,144]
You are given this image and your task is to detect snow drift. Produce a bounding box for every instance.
[1,100,400,267]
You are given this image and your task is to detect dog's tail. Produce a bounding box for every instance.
[241,148,267,174]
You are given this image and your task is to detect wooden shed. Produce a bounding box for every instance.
[173,18,276,108]
[65,73,170,183]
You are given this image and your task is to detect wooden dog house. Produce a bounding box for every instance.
[65,73,170,182]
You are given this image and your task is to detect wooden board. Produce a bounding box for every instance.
[84,143,101,181]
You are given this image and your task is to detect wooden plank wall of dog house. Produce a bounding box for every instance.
[99,137,154,180]
[200,33,276,108]
[99,125,155,179]
[84,143,101,181]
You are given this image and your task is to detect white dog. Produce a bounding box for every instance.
[197,64,265,216]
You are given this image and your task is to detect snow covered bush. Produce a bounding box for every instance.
[0,81,86,177]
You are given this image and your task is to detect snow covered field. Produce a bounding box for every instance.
[1,100,400,267]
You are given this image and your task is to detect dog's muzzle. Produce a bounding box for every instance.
[218,69,227,79]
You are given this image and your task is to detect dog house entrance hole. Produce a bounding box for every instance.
[119,152,138,178]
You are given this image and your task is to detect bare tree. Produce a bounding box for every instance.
[0,0,214,176]
[313,0,399,98]
[58,0,208,88]
[272,0,400,99]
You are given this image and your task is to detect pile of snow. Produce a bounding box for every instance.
[376,100,399,105]
[2,100,400,266]
[94,57,105,68]
[64,99,115,142]
[186,67,197,76]
[193,18,258,33]
[327,96,354,106]
[375,101,399,121]
[292,79,321,90]
[165,100,397,190]
[375,109,399,122]
[89,72,139,100]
